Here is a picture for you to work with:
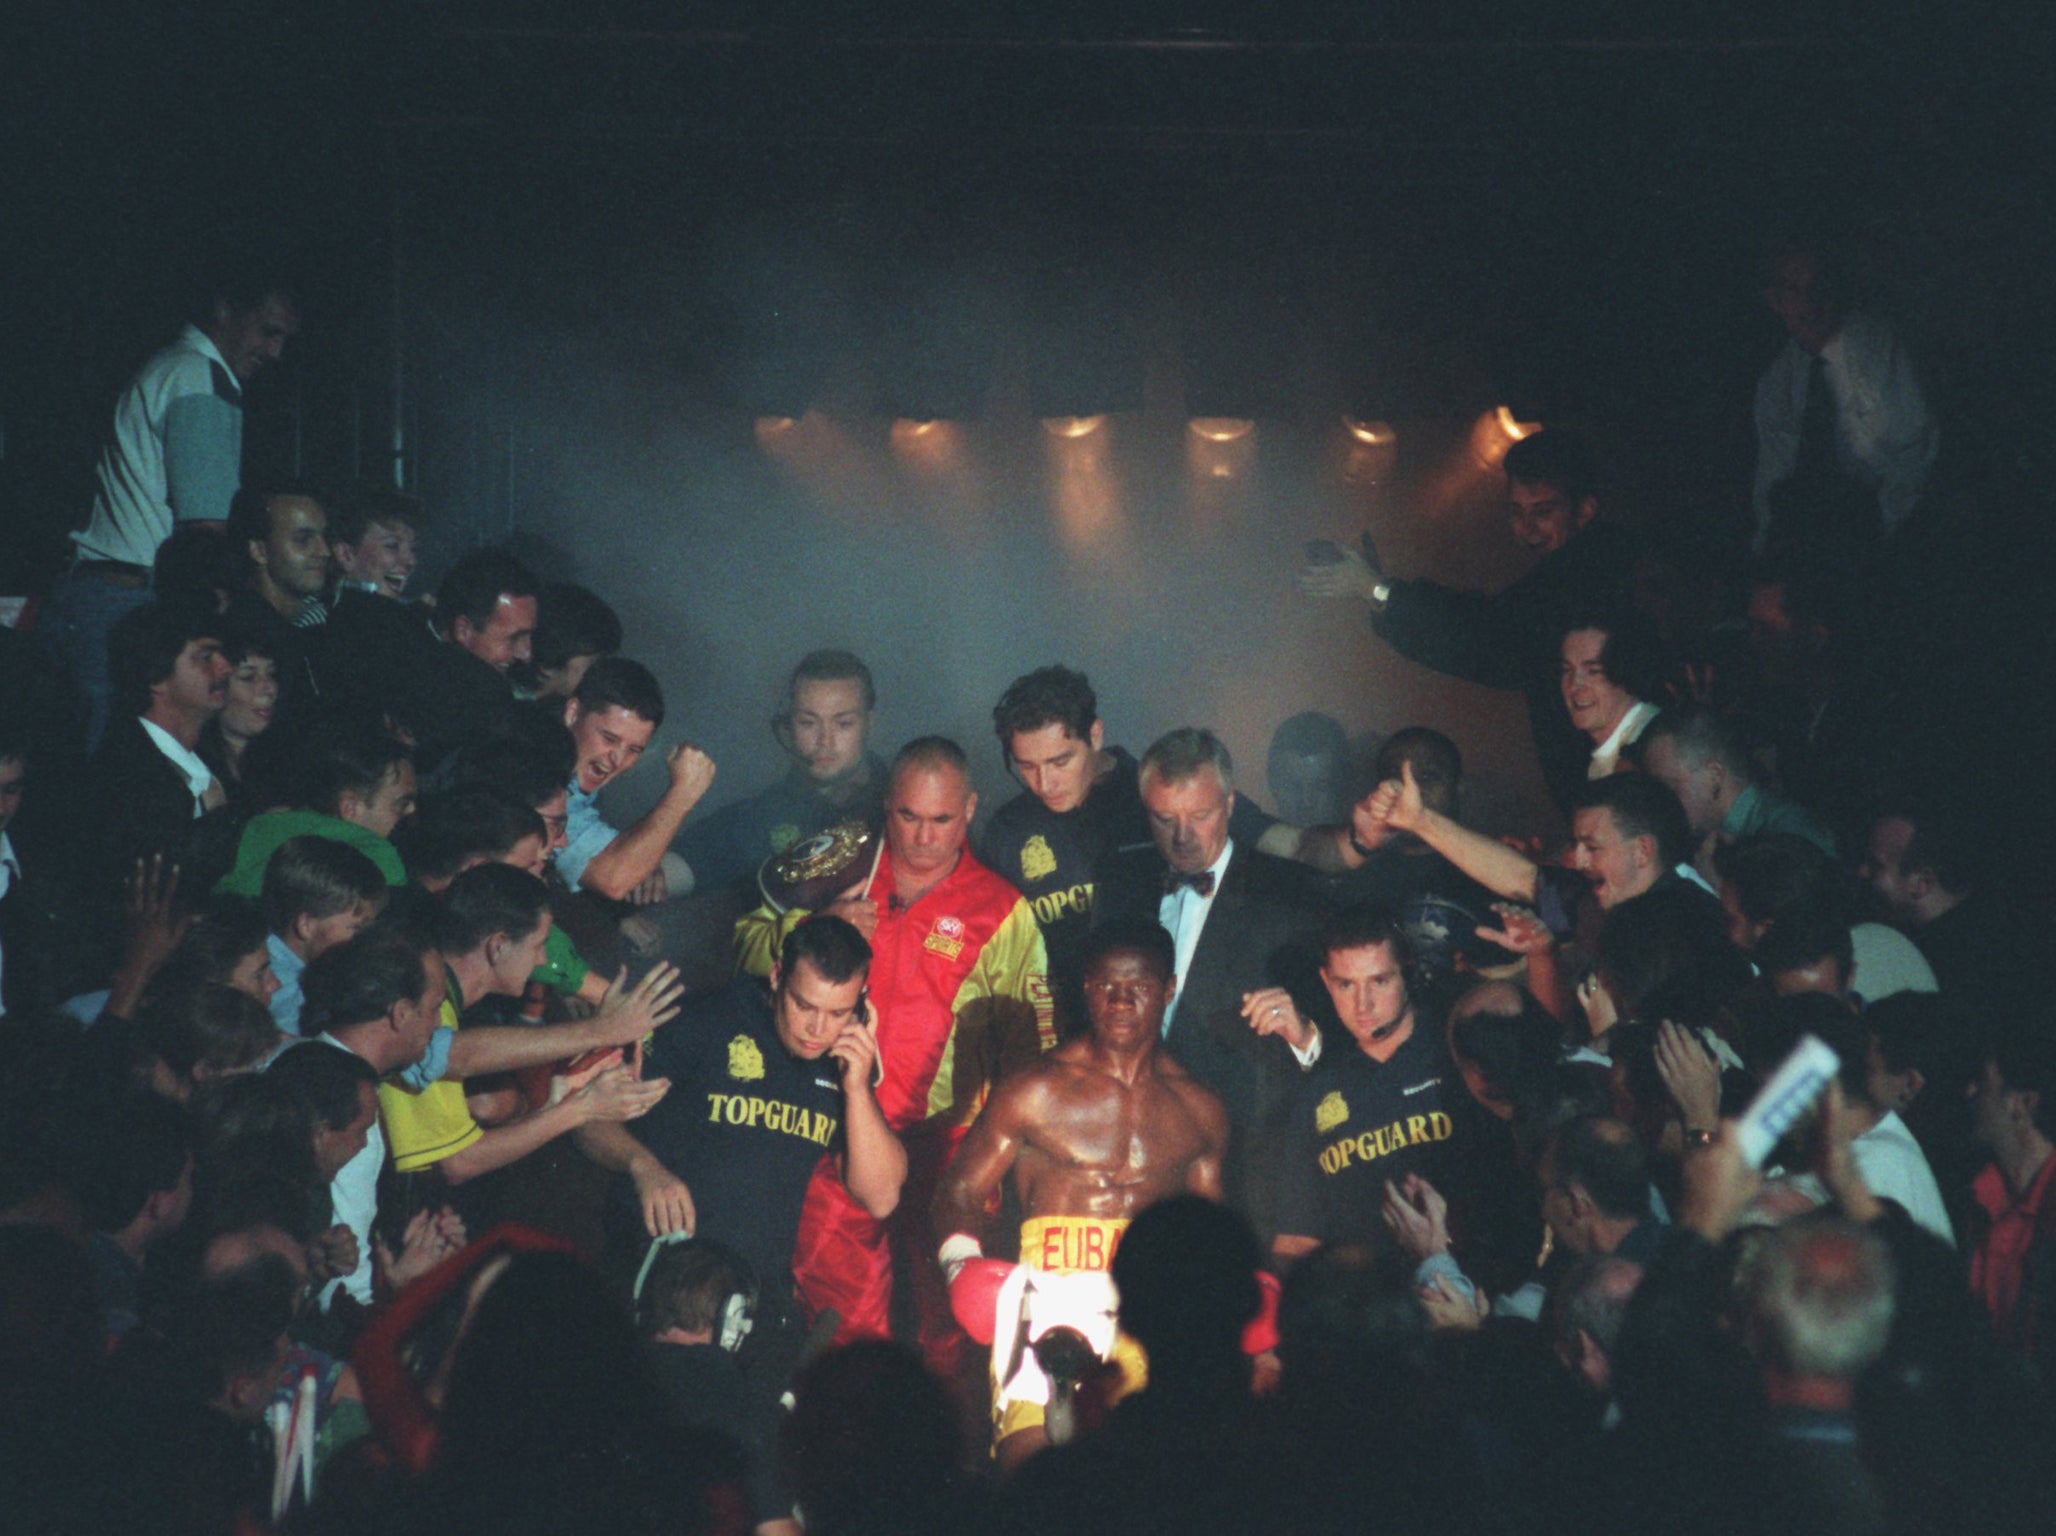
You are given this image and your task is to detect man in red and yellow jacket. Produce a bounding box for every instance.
[737,737,1053,1374]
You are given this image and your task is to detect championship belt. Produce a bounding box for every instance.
[757,819,881,914]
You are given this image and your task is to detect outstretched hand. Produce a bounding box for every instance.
[1381,1173,1452,1262]
[1296,542,1381,602]
[575,1064,671,1124]
[589,963,686,1047]
[1654,1020,1722,1134]
[1476,902,1553,956]
[123,855,195,972]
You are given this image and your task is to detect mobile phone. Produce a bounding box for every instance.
[1735,1034,1840,1169]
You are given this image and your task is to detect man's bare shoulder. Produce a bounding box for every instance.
[989,1045,1088,1111]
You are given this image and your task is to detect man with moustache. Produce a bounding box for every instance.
[89,603,234,876]
[736,736,1053,1372]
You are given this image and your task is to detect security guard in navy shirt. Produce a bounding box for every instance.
[580,914,907,1298]
[1261,908,1462,1263]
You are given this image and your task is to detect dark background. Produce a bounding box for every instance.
[5,1,2050,833]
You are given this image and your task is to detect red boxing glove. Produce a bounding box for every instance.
[1241,1269,1282,1356]
[949,1257,1018,1345]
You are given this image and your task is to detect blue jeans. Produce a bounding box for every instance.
[36,567,153,754]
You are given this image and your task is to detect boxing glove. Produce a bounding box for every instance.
[949,1257,1019,1344]
[1241,1268,1282,1356]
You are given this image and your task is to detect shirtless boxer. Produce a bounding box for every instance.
[934,918,1228,1466]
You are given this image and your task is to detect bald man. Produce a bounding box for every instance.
[736,736,1054,1375]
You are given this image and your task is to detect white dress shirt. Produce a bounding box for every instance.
[309,1032,384,1308]
[1159,841,1234,1032]
[1752,311,1938,549]
[1588,700,1660,780]
[138,717,217,816]
[0,832,18,1016]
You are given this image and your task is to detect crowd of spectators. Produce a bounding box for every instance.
[0,239,2049,1536]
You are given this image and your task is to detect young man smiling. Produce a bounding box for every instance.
[1299,429,1641,814]
[556,657,716,904]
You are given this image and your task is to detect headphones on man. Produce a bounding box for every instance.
[633,1233,759,1354]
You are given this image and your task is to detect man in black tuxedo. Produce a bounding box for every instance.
[1093,728,1329,1230]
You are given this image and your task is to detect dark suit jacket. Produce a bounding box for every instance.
[314,589,515,769]
[1374,521,1640,816]
[69,715,221,984]
[88,715,206,881]
[1096,839,1330,1227]
[0,855,60,1017]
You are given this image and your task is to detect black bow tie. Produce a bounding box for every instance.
[1164,869,1216,898]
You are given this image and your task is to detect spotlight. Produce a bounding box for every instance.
[1041,415,1105,440]
[1470,406,1540,471]
[1187,420,1256,481]
[1341,417,1398,485]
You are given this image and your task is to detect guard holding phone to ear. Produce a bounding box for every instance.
[577,915,907,1318]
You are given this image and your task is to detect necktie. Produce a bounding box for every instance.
[1795,353,1836,482]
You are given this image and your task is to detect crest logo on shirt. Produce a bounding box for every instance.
[1020,835,1057,883]
[1315,1091,1349,1134]
[727,1035,766,1082]
[769,823,801,853]
[924,915,966,960]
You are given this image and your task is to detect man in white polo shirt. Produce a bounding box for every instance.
[41,265,299,749]
[285,924,454,1310]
